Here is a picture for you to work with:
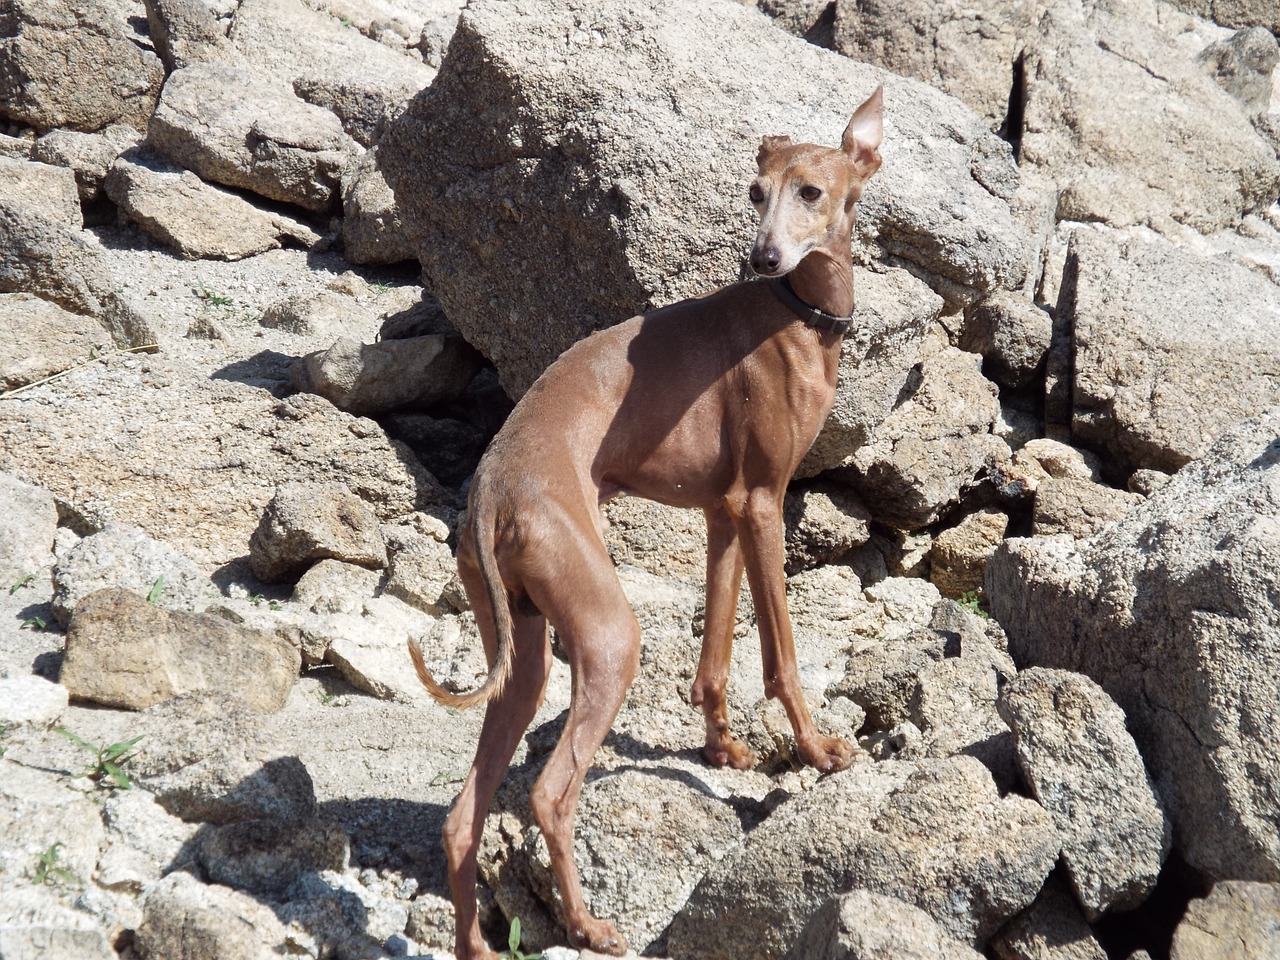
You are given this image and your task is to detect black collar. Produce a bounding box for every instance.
[766,277,854,336]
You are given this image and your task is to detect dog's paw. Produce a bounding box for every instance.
[569,917,628,956]
[702,737,756,770]
[801,735,856,773]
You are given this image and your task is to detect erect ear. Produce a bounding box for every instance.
[841,85,884,178]
[757,134,792,168]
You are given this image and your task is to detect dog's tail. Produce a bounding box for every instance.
[407,498,514,710]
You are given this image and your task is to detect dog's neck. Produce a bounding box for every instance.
[787,243,854,321]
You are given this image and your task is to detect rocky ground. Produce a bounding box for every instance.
[2,0,1280,958]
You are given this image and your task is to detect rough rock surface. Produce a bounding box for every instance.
[1031,477,1144,538]
[382,0,1029,397]
[1169,880,1280,960]
[249,482,389,583]
[987,409,1280,882]
[1058,226,1280,473]
[997,668,1169,918]
[668,756,1058,959]
[990,876,1109,960]
[0,471,57,582]
[61,588,300,712]
[786,888,988,960]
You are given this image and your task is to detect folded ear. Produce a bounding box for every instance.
[842,85,884,177]
[757,134,792,168]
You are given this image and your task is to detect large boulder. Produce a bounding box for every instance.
[667,756,1058,959]
[381,0,1030,398]
[786,889,988,960]
[986,408,1280,882]
[1057,225,1280,474]
[0,0,164,134]
[1169,880,1280,960]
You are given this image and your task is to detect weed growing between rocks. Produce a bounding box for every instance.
[55,727,144,791]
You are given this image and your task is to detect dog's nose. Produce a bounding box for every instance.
[751,245,782,275]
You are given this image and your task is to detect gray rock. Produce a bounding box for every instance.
[1196,26,1279,117]
[31,125,140,203]
[0,761,105,896]
[149,62,360,213]
[1020,0,1279,233]
[97,789,198,893]
[1014,439,1103,485]
[135,871,292,960]
[0,157,80,229]
[259,287,380,338]
[960,291,1052,389]
[832,0,1036,129]
[786,888,987,960]
[52,524,211,627]
[381,0,1029,397]
[341,146,416,264]
[759,0,838,48]
[249,481,388,583]
[1031,477,1144,539]
[142,0,234,71]
[846,345,1010,530]
[1170,880,1280,960]
[668,756,1058,959]
[998,668,1169,918]
[986,408,1280,882]
[783,483,872,576]
[832,629,948,732]
[0,674,67,730]
[61,588,300,712]
[1060,226,1280,474]
[383,520,457,616]
[0,0,164,134]
[991,876,1108,960]
[0,365,451,571]
[129,693,317,825]
[0,472,57,583]
[105,148,322,261]
[291,333,482,416]
[194,816,350,899]
[929,508,1008,599]
[0,888,115,960]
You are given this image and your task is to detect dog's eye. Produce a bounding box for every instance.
[749,184,765,204]
[800,185,823,202]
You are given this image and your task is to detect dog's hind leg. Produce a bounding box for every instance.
[524,534,640,956]
[443,547,553,960]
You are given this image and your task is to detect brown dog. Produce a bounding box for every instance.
[409,87,884,959]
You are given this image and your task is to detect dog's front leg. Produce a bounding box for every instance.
[692,505,756,769]
[735,489,854,772]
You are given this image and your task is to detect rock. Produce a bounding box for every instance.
[228,0,433,144]
[0,674,67,730]
[135,871,292,960]
[0,156,80,229]
[1170,880,1280,959]
[1196,26,1279,117]
[0,761,105,896]
[786,888,988,960]
[275,869,411,958]
[385,412,489,489]
[381,0,1029,397]
[341,146,416,264]
[1126,468,1169,496]
[929,508,1008,598]
[1014,438,1103,485]
[832,0,1036,130]
[668,756,1058,959]
[129,694,317,825]
[1020,0,1279,233]
[782,483,872,575]
[799,267,943,476]
[500,769,746,954]
[323,596,442,701]
[832,629,948,732]
[249,481,388,583]
[759,0,837,47]
[997,668,1169,918]
[51,524,212,627]
[1031,477,1143,538]
[142,0,235,71]
[291,333,482,416]
[383,521,457,615]
[0,471,57,582]
[259,288,380,338]
[990,876,1109,960]
[97,789,198,893]
[104,148,322,260]
[986,409,1280,882]
[845,345,1010,529]
[602,496,710,586]
[1060,226,1280,474]
[148,62,360,213]
[0,363,451,571]
[960,291,1052,389]
[31,125,139,203]
[61,588,300,712]
[0,294,112,394]
[194,816,350,899]
[0,888,115,960]
[0,0,164,134]
[0,199,155,347]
